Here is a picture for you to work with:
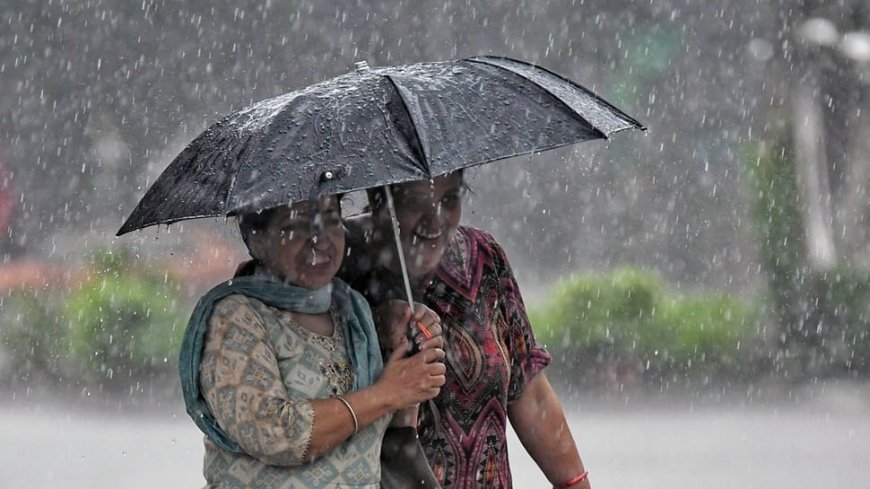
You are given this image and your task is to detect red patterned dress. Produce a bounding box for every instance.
[343,225,551,489]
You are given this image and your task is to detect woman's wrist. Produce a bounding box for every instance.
[332,395,359,435]
[389,405,419,427]
[554,471,588,488]
[366,380,403,412]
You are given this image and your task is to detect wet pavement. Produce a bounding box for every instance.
[2,387,868,488]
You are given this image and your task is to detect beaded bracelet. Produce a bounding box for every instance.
[334,395,358,435]
[556,471,589,488]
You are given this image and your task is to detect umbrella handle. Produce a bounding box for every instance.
[383,186,420,354]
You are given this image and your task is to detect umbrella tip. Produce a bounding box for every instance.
[354,61,370,73]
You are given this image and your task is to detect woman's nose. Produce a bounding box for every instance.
[309,231,330,249]
[421,201,442,220]
[308,219,324,242]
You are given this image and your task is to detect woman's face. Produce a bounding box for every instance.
[383,173,463,279]
[250,196,345,289]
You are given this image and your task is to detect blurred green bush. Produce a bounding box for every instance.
[0,248,188,390]
[528,267,760,388]
[0,289,69,382]
[64,248,187,385]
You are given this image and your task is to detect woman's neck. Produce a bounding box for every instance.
[291,309,334,335]
[409,270,435,291]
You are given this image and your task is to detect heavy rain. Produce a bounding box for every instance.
[1,1,868,488]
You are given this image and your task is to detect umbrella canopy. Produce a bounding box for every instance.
[117,55,643,235]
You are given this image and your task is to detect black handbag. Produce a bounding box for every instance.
[380,426,441,488]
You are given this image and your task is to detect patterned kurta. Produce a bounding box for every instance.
[343,226,551,489]
[199,294,391,488]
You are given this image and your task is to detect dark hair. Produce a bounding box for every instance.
[238,206,285,253]
[237,195,344,254]
[366,169,466,212]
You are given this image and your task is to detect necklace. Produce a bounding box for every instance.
[308,307,342,352]
[313,306,354,395]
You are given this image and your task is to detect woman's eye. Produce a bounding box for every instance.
[397,195,428,209]
[319,209,341,225]
[280,223,307,235]
[441,194,459,209]
[323,216,342,228]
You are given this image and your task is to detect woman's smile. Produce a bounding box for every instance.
[413,226,443,241]
[306,247,335,268]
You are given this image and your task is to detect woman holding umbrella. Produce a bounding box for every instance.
[340,170,591,489]
[179,195,447,488]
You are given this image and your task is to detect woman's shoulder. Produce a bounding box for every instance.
[209,293,273,333]
[209,294,260,327]
[456,225,498,247]
[448,226,519,282]
[453,225,508,261]
[212,292,257,312]
[201,293,271,347]
[433,226,511,295]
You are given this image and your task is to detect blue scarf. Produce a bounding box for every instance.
[178,274,383,454]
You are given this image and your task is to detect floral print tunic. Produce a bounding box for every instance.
[344,226,551,489]
[199,294,390,488]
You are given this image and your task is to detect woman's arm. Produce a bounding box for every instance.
[507,372,590,489]
[200,295,312,466]
[481,231,590,487]
[202,295,445,466]
[306,341,445,456]
[371,300,445,427]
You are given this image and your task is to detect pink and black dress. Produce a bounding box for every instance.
[342,225,552,489]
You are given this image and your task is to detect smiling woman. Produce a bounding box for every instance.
[373,172,465,281]
[339,171,591,489]
[177,195,448,488]
[238,198,346,290]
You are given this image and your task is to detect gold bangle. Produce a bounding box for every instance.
[334,395,358,435]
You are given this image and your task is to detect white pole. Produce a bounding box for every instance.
[383,186,416,310]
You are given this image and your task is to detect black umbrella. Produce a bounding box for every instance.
[117,55,644,305]
[117,55,642,234]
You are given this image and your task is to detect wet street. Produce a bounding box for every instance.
[2,386,868,488]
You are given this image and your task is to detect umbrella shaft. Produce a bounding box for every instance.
[384,186,416,310]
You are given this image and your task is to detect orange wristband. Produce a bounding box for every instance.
[556,471,588,488]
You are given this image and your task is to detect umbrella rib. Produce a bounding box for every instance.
[117,211,228,236]
[466,56,646,137]
[465,57,606,140]
[222,132,253,215]
[382,74,433,177]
